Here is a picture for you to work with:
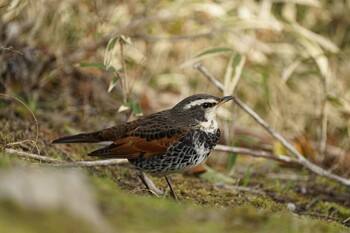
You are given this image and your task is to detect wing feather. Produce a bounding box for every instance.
[53,110,188,159]
[88,128,188,158]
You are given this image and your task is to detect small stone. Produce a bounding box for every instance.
[286,202,296,212]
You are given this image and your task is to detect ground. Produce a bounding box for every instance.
[0,118,349,233]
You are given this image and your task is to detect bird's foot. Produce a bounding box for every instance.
[137,171,164,196]
[165,176,178,201]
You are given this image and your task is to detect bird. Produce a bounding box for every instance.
[52,93,234,199]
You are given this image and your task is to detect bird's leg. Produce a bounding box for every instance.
[136,170,164,196]
[164,176,178,201]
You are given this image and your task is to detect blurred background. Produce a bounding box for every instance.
[0,0,350,232]
[2,0,350,175]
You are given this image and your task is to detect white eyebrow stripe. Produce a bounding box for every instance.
[183,99,218,110]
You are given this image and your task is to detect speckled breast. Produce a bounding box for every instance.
[128,129,220,175]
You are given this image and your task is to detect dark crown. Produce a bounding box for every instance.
[170,94,232,124]
[172,94,220,111]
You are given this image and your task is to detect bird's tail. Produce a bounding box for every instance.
[52,132,100,144]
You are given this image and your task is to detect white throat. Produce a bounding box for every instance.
[198,108,218,133]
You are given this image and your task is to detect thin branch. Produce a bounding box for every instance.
[193,62,225,91]
[0,46,24,55]
[232,98,306,161]
[232,97,350,186]
[194,63,350,187]
[343,216,350,225]
[53,159,127,167]
[3,148,127,167]
[214,144,299,165]
[4,148,61,163]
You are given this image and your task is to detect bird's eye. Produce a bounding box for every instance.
[202,103,212,108]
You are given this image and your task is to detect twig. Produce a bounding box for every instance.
[232,97,350,186]
[4,148,61,163]
[0,46,24,55]
[194,62,350,187]
[53,159,127,167]
[231,98,306,161]
[343,216,350,225]
[3,148,127,167]
[214,144,299,165]
[193,62,225,91]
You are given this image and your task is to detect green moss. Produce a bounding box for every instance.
[88,170,348,233]
[0,155,347,233]
[315,201,350,219]
[249,196,285,213]
[315,177,348,193]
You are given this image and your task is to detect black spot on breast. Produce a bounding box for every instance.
[158,131,167,139]
[167,129,177,138]
[176,143,184,150]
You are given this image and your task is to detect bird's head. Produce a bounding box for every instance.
[171,94,233,127]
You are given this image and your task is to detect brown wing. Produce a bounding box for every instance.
[87,110,189,158]
[88,128,187,158]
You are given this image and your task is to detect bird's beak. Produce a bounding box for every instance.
[218,96,234,106]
